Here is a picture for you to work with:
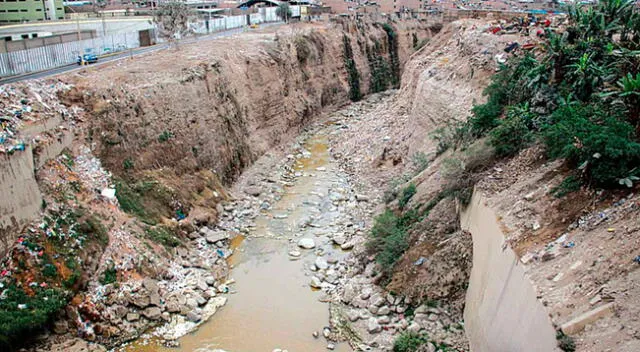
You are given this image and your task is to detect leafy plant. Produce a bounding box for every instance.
[123,158,134,170]
[411,152,430,174]
[550,175,582,197]
[393,331,429,352]
[275,2,292,22]
[0,284,68,349]
[542,103,640,186]
[367,209,420,274]
[489,111,533,158]
[100,266,117,285]
[158,130,173,143]
[556,331,576,352]
[398,184,417,209]
[343,35,361,102]
[617,72,640,97]
[145,226,181,248]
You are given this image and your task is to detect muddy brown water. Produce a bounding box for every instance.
[124,134,351,352]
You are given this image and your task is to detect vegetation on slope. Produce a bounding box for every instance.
[458,0,640,188]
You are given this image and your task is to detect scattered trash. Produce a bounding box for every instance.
[101,188,116,200]
[504,42,519,53]
[414,257,426,266]
[563,241,575,249]
[0,82,77,155]
[634,256,640,264]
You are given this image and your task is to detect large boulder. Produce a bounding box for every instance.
[142,307,162,320]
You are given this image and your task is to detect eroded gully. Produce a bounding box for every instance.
[124,121,368,351]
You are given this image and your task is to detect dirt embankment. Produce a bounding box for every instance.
[0,18,439,351]
[67,19,436,188]
[331,18,521,302]
[332,18,640,352]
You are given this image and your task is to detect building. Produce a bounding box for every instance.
[0,0,65,23]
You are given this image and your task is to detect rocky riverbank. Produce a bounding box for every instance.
[198,91,470,351]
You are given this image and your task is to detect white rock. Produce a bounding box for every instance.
[407,321,421,333]
[367,317,382,334]
[288,250,302,257]
[332,235,346,245]
[297,238,316,249]
[340,241,354,250]
[315,257,329,270]
[377,306,391,315]
[310,277,322,288]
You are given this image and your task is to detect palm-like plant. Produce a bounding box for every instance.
[618,73,640,97]
[567,53,611,100]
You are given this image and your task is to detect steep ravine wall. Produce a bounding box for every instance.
[0,19,442,350]
[461,191,559,352]
[0,20,438,255]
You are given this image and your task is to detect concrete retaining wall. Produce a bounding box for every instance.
[0,116,73,256]
[461,191,559,352]
[0,145,42,257]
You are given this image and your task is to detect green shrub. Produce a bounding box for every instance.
[381,23,400,89]
[489,115,533,157]
[550,175,581,198]
[123,158,134,170]
[462,138,495,172]
[115,178,174,225]
[0,284,67,349]
[440,157,476,205]
[342,35,361,102]
[398,184,417,209]
[100,266,117,285]
[556,331,576,352]
[469,101,502,136]
[42,263,58,278]
[411,152,430,174]
[76,215,109,246]
[158,130,173,143]
[458,0,640,191]
[145,226,181,248]
[393,331,429,352]
[542,104,640,187]
[383,174,411,204]
[367,210,409,273]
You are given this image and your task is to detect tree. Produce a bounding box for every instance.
[155,2,191,48]
[276,2,292,23]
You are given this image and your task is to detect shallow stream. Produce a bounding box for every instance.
[126,133,352,352]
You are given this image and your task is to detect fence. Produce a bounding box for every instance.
[0,10,282,78]
[0,31,140,77]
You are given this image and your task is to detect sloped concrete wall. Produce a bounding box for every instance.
[0,145,42,257]
[460,191,559,352]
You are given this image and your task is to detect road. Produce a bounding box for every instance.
[0,23,281,85]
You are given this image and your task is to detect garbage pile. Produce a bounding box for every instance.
[478,14,566,65]
[0,82,77,155]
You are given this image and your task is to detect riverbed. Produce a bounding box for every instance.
[124,133,353,351]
